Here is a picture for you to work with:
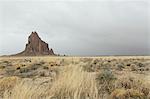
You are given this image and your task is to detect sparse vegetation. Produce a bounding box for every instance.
[0,56,149,99]
[96,68,116,98]
[116,64,124,71]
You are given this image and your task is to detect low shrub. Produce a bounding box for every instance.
[43,66,49,70]
[96,69,117,96]
[20,68,29,73]
[0,66,5,69]
[116,64,124,71]
[110,88,145,99]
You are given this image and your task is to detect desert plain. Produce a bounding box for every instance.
[0,56,150,99]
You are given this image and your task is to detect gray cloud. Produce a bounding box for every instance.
[0,0,149,56]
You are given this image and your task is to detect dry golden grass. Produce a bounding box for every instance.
[3,78,51,99]
[0,56,149,99]
[0,76,20,98]
[47,65,98,99]
[3,65,98,99]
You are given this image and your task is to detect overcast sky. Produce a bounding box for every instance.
[0,0,149,56]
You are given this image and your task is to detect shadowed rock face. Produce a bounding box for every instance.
[16,31,55,56]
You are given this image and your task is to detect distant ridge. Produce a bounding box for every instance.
[13,31,55,56]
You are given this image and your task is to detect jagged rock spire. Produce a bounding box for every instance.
[15,31,55,56]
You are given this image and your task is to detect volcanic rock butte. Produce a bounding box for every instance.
[16,31,55,56]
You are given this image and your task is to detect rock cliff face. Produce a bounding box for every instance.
[16,31,55,56]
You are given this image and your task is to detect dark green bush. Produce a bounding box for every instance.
[96,69,117,94]
[96,69,116,83]
[16,67,20,70]
[20,68,29,73]
[0,65,5,69]
[116,64,124,71]
[43,66,49,69]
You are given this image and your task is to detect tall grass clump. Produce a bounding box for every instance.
[3,78,52,99]
[0,76,20,98]
[3,65,99,99]
[47,65,99,99]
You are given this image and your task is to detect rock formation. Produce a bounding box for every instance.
[15,31,55,56]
